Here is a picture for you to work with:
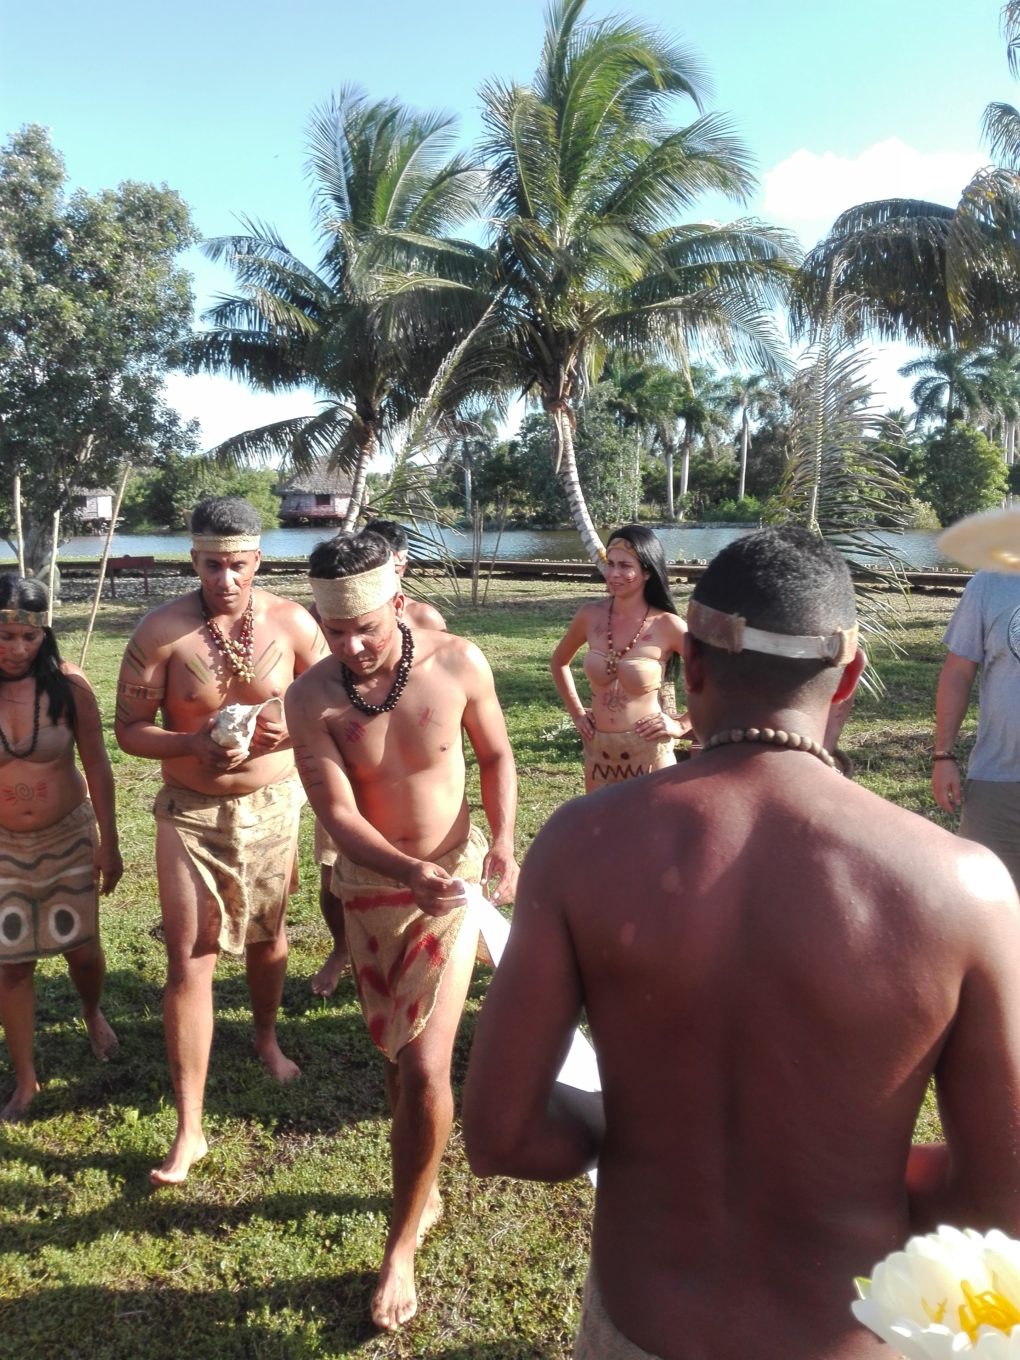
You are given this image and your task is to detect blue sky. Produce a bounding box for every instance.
[1,0,1010,446]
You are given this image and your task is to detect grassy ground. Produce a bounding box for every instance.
[0,576,964,1358]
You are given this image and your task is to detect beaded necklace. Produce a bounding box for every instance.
[200,591,256,684]
[702,726,836,769]
[0,683,41,758]
[342,622,414,716]
[605,599,650,678]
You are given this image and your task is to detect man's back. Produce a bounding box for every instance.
[476,752,1020,1360]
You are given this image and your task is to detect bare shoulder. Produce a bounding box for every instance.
[60,661,95,693]
[256,587,315,631]
[128,592,198,649]
[288,652,334,699]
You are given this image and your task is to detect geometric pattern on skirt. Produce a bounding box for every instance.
[0,800,99,962]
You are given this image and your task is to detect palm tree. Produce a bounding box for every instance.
[477,0,794,565]
[899,348,986,433]
[974,342,1020,459]
[724,371,780,501]
[674,366,730,509]
[188,89,492,527]
[792,4,1020,351]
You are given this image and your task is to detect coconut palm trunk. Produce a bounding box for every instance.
[341,425,376,531]
[738,410,751,501]
[547,402,606,564]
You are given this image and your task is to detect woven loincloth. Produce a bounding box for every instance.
[153,775,304,955]
[574,1270,664,1360]
[0,801,99,962]
[332,825,486,1060]
[314,818,339,868]
[584,727,674,790]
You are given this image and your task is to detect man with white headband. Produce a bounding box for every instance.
[309,519,446,999]
[114,495,327,1186]
[465,526,1020,1360]
[286,530,518,1332]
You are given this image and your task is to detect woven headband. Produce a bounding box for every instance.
[191,534,261,553]
[309,561,399,618]
[0,608,46,628]
[687,599,858,667]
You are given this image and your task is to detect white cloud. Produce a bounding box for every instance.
[162,372,321,454]
[762,137,986,253]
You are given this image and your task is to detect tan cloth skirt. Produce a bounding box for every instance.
[0,801,99,962]
[332,826,486,1060]
[574,1270,664,1360]
[584,727,674,790]
[153,775,304,955]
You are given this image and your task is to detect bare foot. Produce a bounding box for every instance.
[149,1129,208,1186]
[255,1035,301,1083]
[1,1082,40,1123]
[417,1187,443,1246]
[310,947,350,997]
[371,1250,418,1332]
[84,1008,119,1061]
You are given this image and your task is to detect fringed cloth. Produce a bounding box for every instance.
[153,775,304,955]
[332,825,486,1061]
[574,1270,664,1360]
[584,727,674,790]
[0,801,99,962]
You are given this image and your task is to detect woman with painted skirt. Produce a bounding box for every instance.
[0,576,122,1121]
[551,525,691,792]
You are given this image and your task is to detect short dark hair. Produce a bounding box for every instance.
[606,525,679,680]
[309,531,391,580]
[0,575,75,726]
[364,520,409,553]
[190,496,262,537]
[691,527,856,699]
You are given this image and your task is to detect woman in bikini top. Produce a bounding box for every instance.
[0,575,122,1122]
[551,525,691,792]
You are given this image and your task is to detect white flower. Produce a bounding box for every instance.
[853,1227,1020,1357]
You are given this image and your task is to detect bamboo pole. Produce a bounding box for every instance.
[45,510,60,626]
[13,473,24,576]
[79,463,131,668]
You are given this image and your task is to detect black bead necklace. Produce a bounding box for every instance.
[342,622,415,716]
[0,682,41,757]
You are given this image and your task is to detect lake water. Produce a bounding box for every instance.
[0,524,955,569]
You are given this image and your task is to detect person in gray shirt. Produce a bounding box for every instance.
[933,569,1020,886]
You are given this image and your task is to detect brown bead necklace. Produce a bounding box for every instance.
[342,622,415,716]
[200,591,256,684]
[702,726,836,769]
[0,682,41,757]
[605,599,650,678]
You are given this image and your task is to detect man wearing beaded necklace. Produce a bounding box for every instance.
[464,527,1020,1360]
[285,530,518,1333]
[114,496,328,1187]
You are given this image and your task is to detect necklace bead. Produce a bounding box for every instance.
[201,591,256,684]
[606,600,650,677]
[702,726,836,769]
[0,682,41,757]
[342,623,415,716]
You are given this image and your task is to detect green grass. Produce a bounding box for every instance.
[0,579,968,1357]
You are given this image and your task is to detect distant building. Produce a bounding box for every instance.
[72,487,115,531]
[276,462,353,526]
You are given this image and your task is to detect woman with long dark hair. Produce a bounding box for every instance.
[552,525,691,792]
[0,576,122,1121]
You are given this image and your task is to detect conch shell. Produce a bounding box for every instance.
[210,697,283,754]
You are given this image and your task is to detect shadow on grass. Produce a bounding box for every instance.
[0,1277,562,1359]
[15,966,393,1134]
[0,1159,390,1254]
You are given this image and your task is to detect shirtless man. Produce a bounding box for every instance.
[464,526,1020,1360]
[114,496,326,1186]
[285,531,518,1332]
[310,523,447,997]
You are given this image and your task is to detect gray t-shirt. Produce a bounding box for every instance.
[943,570,1020,781]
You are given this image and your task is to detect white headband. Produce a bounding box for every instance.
[192,534,261,553]
[687,599,858,667]
[310,560,399,618]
